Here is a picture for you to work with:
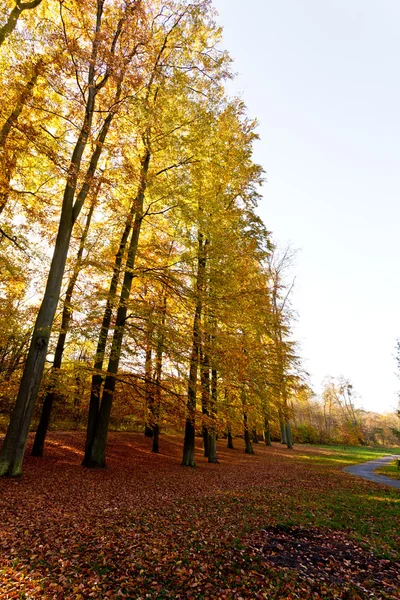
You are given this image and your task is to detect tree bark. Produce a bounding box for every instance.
[241,385,254,455]
[280,419,287,445]
[182,234,207,467]
[84,201,136,454]
[243,412,254,455]
[208,367,218,463]
[285,419,294,449]
[200,343,210,458]
[264,416,272,446]
[151,288,167,453]
[227,428,234,449]
[143,315,155,438]
[32,194,97,457]
[83,148,151,468]
[0,202,75,475]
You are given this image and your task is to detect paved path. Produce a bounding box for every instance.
[344,455,400,489]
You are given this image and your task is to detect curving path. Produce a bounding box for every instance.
[344,455,400,489]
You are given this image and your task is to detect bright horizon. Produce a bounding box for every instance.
[213,0,400,414]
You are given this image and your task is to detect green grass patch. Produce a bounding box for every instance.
[298,444,400,466]
[375,459,400,480]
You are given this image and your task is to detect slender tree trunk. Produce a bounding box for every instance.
[241,385,254,454]
[32,195,97,456]
[0,0,43,47]
[280,419,287,445]
[208,367,218,463]
[182,234,207,467]
[85,201,136,454]
[200,344,210,458]
[144,316,155,438]
[0,203,75,475]
[151,288,167,453]
[264,416,272,446]
[83,149,150,468]
[227,428,234,449]
[243,412,254,454]
[286,419,294,449]
[252,428,259,443]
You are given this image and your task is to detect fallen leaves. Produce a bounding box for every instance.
[0,432,399,599]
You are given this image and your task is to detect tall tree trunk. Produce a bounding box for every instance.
[242,386,254,455]
[0,0,43,47]
[144,315,155,438]
[252,428,259,443]
[200,343,210,458]
[227,428,234,449]
[85,201,136,454]
[286,419,294,449]
[182,234,207,467]
[208,367,218,463]
[83,148,151,468]
[280,418,287,445]
[151,288,167,453]
[0,1,114,476]
[32,194,97,457]
[243,412,254,455]
[264,416,272,446]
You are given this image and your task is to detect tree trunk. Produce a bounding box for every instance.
[241,385,254,455]
[0,203,75,476]
[83,148,150,468]
[227,429,234,449]
[208,367,218,463]
[182,234,207,467]
[143,316,155,438]
[200,344,210,458]
[243,412,254,455]
[84,201,136,455]
[32,194,97,456]
[252,428,259,443]
[264,416,272,446]
[280,419,287,445]
[286,419,294,449]
[151,288,167,453]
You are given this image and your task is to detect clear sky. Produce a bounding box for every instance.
[212,0,400,413]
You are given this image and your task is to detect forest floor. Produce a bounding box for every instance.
[0,432,399,600]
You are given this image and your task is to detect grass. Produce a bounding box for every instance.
[375,458,400,480]
[295,443,400,465]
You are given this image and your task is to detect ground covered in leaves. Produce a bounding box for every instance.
[0,433,399,599]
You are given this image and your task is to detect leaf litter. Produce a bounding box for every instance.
[0,432,399,599]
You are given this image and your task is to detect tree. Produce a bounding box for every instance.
[0,0,147,476]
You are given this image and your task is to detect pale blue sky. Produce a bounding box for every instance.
[213,0,400,413]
